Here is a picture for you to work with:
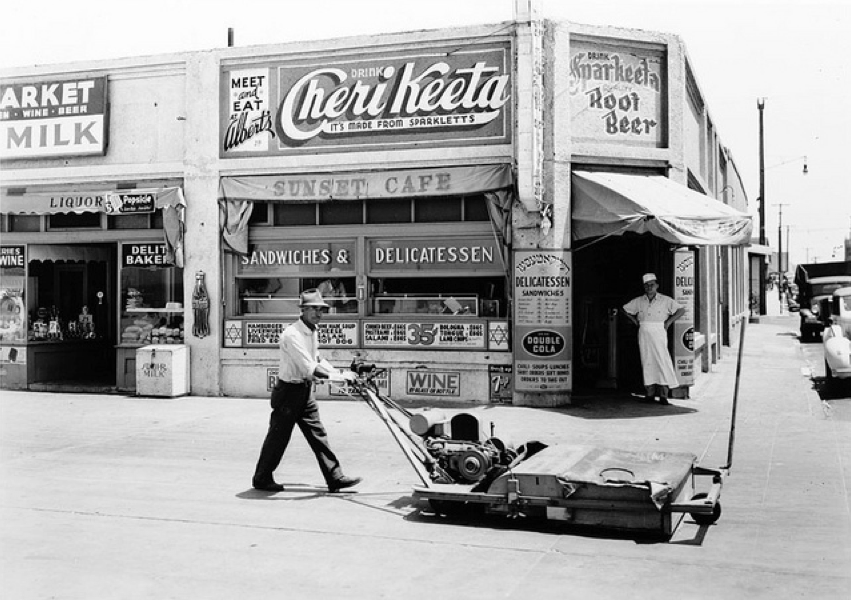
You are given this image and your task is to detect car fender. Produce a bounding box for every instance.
[823,326,851,372]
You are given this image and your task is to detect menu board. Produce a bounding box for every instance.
[513,249,572,392]
[363,321,486,349]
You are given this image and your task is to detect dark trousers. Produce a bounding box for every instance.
[253,381,343,487]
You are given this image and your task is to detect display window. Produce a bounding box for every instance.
[119,243,184,346]
[237,275,358,316]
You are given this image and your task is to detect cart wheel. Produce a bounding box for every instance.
[690,493,721,525]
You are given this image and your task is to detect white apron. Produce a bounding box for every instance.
[638,322,679,388]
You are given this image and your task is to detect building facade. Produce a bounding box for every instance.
[0,13,751,406]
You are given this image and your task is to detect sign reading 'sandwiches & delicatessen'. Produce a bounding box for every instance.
[220,43,511,156]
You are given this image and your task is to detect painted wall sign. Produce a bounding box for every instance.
[328,368,390,397]
[266,366,387,394]
[0,77,108,159]
[224,68,274,153]
[241,320,358,348]
[122,244,169,268]
[489,364,513,404]
[513,249,572,392]
[0,246,25,268]
[220,43,511,156]
[363,321,486,349]
[673,249,696,385]
[0,346,26,364]
[568,42,665,147]
[238,241,356,274]
[369,238,499,272]
[406,369,461,396]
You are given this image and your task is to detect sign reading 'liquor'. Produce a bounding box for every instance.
[221,43,511,156]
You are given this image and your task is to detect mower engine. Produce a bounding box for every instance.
[411,410,517,484]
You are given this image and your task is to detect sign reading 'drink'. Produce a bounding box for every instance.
[0,77,108,159]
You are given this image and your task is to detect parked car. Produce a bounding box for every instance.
[823,286,851,390]
[795,262,851,342]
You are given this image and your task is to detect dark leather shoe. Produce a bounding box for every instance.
[658,398,670,405]
[328,476,362,493]
[253,481,285,492]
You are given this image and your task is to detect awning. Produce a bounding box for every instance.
[219,164,513,202]
[0,186,186,268]
[572,171,753,246]
[0,187,185,215]
[219,164,515,255]
[28,245,111,263]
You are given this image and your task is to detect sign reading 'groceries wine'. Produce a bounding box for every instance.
[220,42,511,156]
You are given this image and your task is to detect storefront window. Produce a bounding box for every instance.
[7,215,41,232]
[237,276,358,316]
[48,212,102,229]
[369,276,505,317]
[119,243,184,346]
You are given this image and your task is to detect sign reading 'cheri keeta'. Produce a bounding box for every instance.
[220,43,511,156]
[0,77,108,159]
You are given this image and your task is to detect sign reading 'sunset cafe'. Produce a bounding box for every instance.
[0,77,108,159]
[220,43,511,156]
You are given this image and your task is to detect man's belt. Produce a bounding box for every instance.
[279,379,312,386]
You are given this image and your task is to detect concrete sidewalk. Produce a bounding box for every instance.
[1,314,849,599]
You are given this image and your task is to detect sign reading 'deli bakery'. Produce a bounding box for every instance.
[0,77,108,159]
[220,43,511,156]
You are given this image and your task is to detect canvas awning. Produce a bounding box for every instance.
[219,164,513,202]
[219,164,515,255]
[0,186,186,268]
[572,171,753,246]
[0,187,185,215]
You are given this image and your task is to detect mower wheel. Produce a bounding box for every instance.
[690,492,721,525]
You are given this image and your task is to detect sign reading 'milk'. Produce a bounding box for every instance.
[0,77,108,159]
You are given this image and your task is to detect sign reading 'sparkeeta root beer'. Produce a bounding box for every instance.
[220,43,512,156]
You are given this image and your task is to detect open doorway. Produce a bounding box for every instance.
[572,233,673,394]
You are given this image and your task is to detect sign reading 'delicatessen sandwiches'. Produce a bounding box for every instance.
[220,43,511,156]
[513,250,572,392]
[0,77,108,159]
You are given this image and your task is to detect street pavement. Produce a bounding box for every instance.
[1,314,849,599]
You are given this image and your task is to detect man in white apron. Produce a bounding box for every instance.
[622,273,685,404]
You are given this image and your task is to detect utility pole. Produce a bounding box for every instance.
[758,98,767,315]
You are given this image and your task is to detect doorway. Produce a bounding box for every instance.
[572,233,672,393]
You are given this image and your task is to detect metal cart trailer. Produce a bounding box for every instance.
[344,323,743,539]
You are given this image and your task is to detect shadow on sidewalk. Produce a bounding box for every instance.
[484,390,699,420]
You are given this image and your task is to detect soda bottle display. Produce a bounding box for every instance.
[192,271,210,338]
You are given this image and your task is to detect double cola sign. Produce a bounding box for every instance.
[221,43,512,155]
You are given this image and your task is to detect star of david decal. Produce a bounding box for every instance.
[224,320,243,346]
[488,323,509,347]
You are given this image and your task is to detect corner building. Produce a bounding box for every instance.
[0,13,751,406]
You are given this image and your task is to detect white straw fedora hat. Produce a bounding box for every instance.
[299,289,330,308]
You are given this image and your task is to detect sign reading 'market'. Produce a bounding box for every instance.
[0,77,108,159]
[220,43,511,156]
